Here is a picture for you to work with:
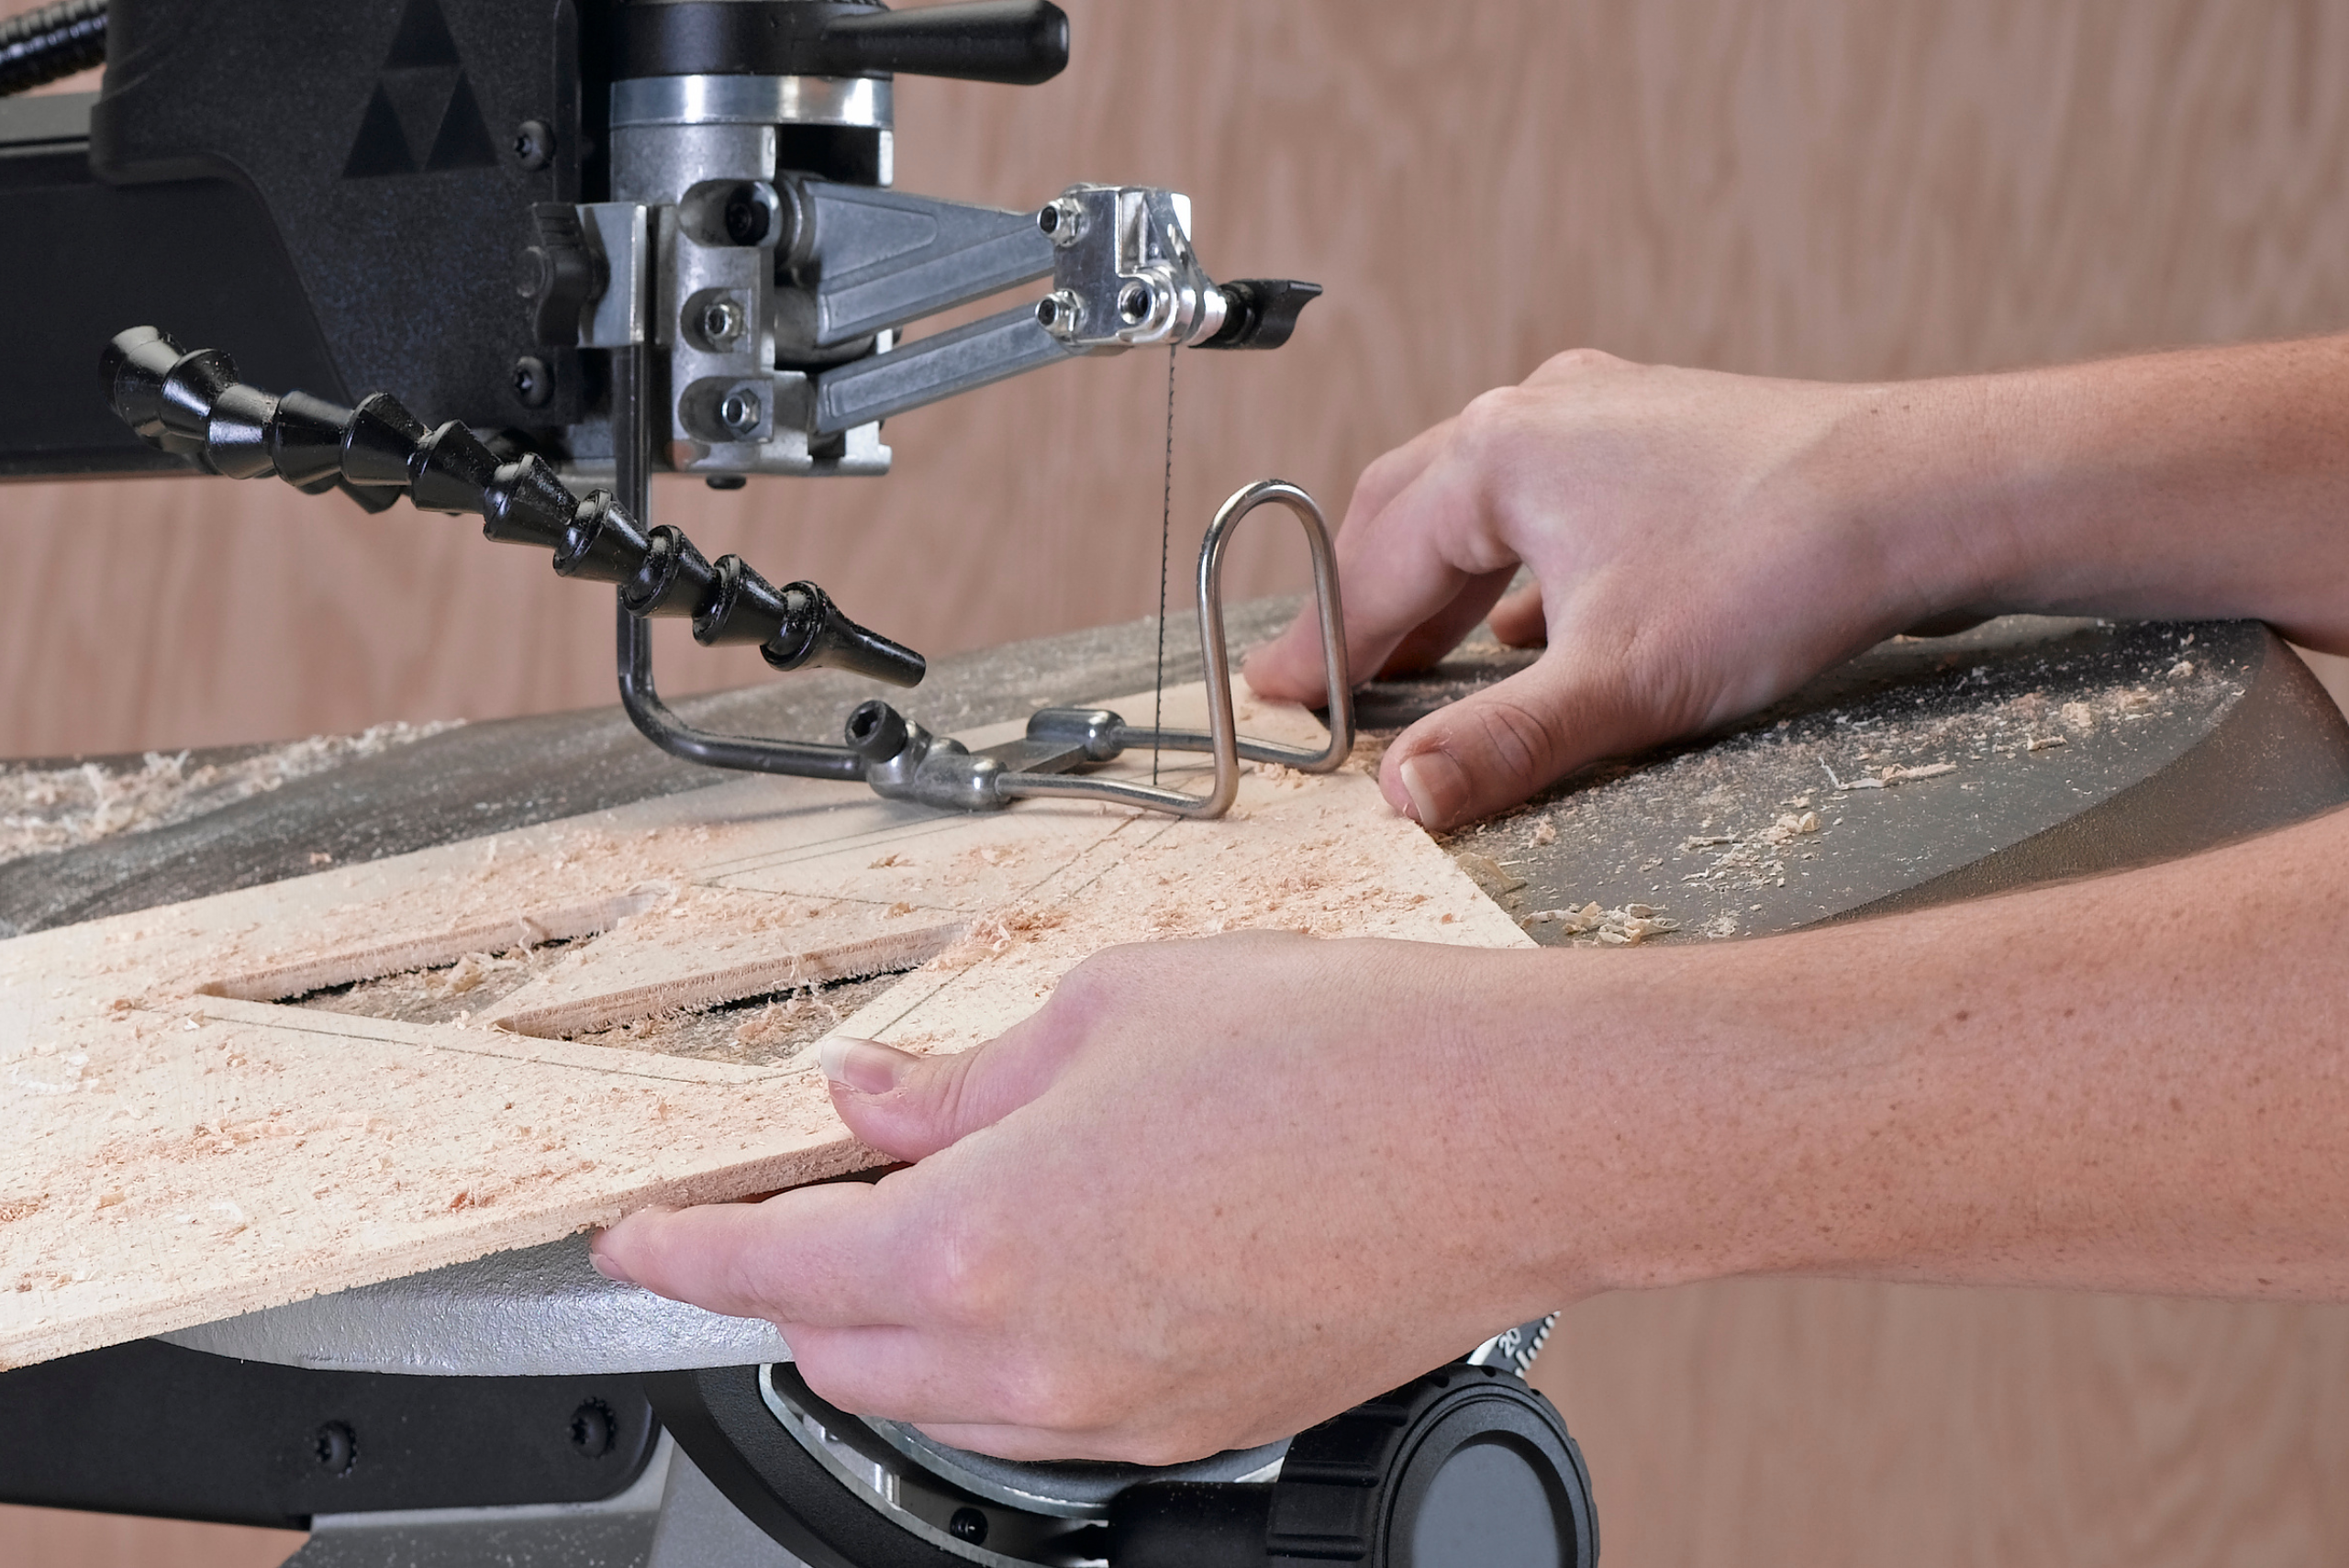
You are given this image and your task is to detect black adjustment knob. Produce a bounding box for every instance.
[1108,1365,1597,1568]
[518,204,607,347]
[1199,280,1323,351]
[618,0,1069,86]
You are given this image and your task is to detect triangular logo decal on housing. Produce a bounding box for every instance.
[342,0,497,181]
[383,0,462,68]
[341,83,418,178]
[425,73,498,171]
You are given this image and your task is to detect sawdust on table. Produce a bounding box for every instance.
[1519,903,1682,945]
[0,721,459,865]
[1443,623,2234,943]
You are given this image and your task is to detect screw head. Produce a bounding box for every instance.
[314,1421,358,1476]
[1119,280,1155,326]
[513,119,553,172]
[723,186,771,247]
[718,388,763,437]
[698,298,746,349]
[949,1507,988,1545]
[511,356,553,409]
[568,1400,617,1459]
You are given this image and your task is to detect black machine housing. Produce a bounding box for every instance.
[3,0,607,477]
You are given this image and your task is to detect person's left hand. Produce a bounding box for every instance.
[590,932,1584,1464]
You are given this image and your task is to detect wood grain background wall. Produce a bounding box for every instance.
[8,2,2349,1565]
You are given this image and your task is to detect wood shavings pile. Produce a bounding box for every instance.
[0,721,458,866]
[1519,902,1681,944]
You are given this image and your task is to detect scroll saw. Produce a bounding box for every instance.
[1,2,1590,1562]
[6,5,2349,1567]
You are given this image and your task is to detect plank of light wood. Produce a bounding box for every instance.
[0,689,1525,1370]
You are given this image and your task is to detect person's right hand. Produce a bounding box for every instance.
[1246,349,2008,828]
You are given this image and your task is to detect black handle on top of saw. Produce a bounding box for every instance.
[618,1,1070,87]
[98,328,925,756]
[1197,280,1325,351]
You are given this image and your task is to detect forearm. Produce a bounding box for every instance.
[1484,804,2349,1304]
[1840,334,2349,649]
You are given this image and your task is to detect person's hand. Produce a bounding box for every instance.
[1247,350,2004,828]
[590,933,1587,1464]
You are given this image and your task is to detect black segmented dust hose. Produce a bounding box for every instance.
[0,0,106,97]
[99,326,926,691]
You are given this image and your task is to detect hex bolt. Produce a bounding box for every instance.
[1119,280,1155,326]
[569,1400,617,1459]
[1037,196,1085,247]
[949,1507,989,1545]
[698,298,747,350]
[314,1421,358,1476]
[1035,290,1083,337]
[718,388,763,438]
[511,356,553,409]
[512,119,553,172]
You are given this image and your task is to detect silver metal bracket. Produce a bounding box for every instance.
[807,182,1235,434]
[849,479,1353,818]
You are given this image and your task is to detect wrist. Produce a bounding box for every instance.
[1483,939,1925,1298]
[1464,947,1805,1298]
[1796,376,2043,629]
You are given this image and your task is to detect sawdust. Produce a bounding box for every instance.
[0,722,458,866]
[927,907,1069,969]
[1520,903,1682,945]
[1439,621,2238,941]
[288,941,579,1027]
[1453,851,1527,899]
[1824,761,1958,791]
[564,969,910,1067]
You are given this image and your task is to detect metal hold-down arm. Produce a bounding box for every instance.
[842,481,1356,816]
[100,328,923,782]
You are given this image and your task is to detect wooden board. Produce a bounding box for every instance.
[0,688,1525,1371]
